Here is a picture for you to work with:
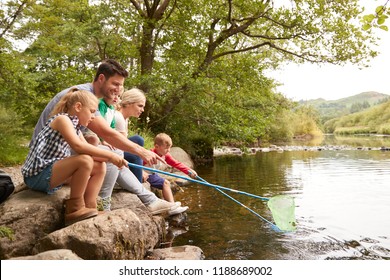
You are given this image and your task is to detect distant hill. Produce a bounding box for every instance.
[300,91,390,123]
[323,98,390,134]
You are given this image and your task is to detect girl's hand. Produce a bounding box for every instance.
[109,154,128,169]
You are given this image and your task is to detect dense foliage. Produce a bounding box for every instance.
[0,0,378,161]
[0,105,29,165]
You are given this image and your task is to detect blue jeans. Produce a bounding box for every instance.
[124,135,144,183]
[24,164,62,194]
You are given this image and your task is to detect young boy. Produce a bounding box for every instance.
[85,90,119,147]
[144,133,198,215]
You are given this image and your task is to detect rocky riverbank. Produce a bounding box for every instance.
[0,147,204,260]
[213,144,388,156]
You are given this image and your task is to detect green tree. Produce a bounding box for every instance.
[3,0,380,153]
[123,0,377,148]
[0,0,38,125]
[350,101,370,113]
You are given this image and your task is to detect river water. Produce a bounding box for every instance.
[172,135,390,260]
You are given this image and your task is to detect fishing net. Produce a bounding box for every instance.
[267,195,296,232]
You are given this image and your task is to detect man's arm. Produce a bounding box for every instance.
[88,116,161,165]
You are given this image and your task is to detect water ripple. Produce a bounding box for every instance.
[173,149,390,260]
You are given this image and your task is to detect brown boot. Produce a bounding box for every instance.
[64,198,98,226]
[85,201,105,215]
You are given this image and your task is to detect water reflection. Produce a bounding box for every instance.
[173,143,390,260]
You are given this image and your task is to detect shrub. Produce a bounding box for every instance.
[0,105,30,166]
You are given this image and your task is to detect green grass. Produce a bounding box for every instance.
[0,226,15,241]
[0,144,29,166]
[324,100,390,135]
[334,127,371,135]
[128,123,155,149]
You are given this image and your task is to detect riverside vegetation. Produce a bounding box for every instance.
[3,90,390,167]
[0,0,384,165]
[323,95,390,135]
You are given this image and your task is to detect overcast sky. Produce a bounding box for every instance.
[268,1,390,101]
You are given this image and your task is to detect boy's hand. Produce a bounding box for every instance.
[142,170,150,183]
[188,169,198,179]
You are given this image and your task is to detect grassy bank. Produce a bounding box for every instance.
[324,100,390,135]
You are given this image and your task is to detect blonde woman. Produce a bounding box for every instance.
[115,89,188,215]
[114,88,146,182]
[97,88,179,215]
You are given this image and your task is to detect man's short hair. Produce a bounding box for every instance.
[94,59,129,81]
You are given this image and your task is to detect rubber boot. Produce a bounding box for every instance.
[64,197,98,226]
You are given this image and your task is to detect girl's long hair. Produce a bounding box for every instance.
[50,88,98,117]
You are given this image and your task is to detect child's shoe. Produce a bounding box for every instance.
[64,198,98,226]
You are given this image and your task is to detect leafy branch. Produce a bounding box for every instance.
[361,0,389,31]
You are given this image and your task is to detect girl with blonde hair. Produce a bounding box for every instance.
[22,88,127,226]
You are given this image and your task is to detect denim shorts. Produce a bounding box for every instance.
[147,173,165,189]
[24,164,62,195]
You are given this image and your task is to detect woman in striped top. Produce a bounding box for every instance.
[22,88,127,226]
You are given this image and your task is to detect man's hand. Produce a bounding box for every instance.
[101,140,114,150]
[140,148,166,166]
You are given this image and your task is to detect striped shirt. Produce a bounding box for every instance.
[22,113,81,178]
